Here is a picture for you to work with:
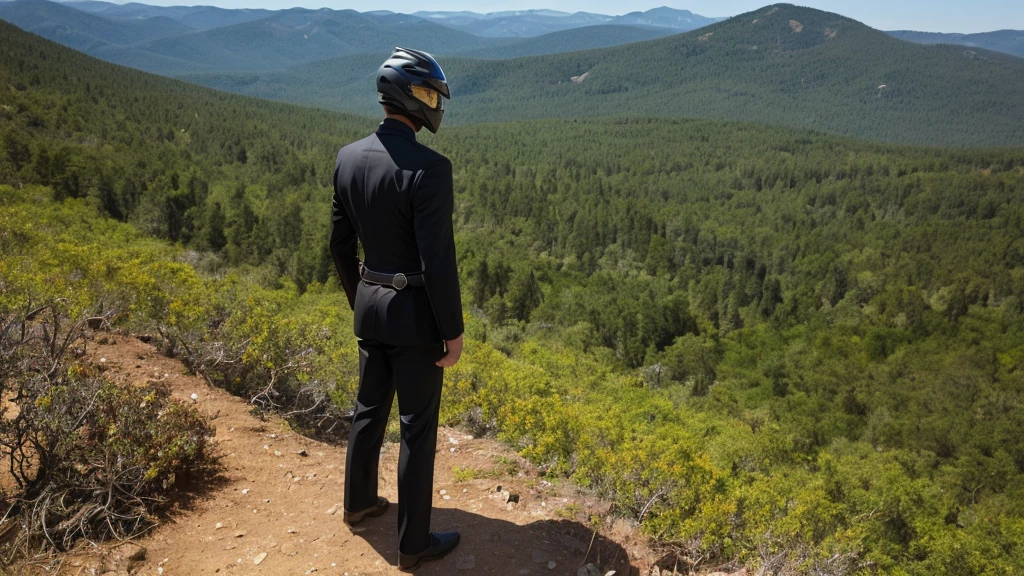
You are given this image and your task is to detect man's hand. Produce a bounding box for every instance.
[436,334,463,368]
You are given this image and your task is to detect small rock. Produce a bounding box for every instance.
[547,561,557,570]
[456,555,476,570]
[440,490,447,496]
[215,522,224,530]
[190,393,199,401]
[298,450,309,457]
[274,450,283,457]
[443,495,451,500]
[504,491,520,504]
[325,504,341,515]
[241,488,250,495]
[254,552,267,565]
[234,531,246,538]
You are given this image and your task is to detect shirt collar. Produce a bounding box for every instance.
[377,118,416,141]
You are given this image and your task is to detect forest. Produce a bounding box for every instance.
[2,17,1024,574]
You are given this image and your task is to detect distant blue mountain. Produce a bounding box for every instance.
[65,1,272,31]
[412,6,723,37]
[888,29,1024,59]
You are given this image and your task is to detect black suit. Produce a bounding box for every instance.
[330,118,463,555]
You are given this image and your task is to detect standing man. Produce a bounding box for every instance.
[330,47,464,572]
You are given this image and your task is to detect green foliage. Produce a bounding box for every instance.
[0,197,216,555]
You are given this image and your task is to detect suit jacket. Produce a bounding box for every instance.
[330,119,464,347]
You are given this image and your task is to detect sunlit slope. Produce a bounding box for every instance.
[186,4,1024,147]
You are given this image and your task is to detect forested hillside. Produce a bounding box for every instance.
[0,0,507,75]
[66,0,272,31]
[0,0,697,77]
[0,0,193,50]
[461,24,675,59]
[3,19,1024,574]
[187,3,1024,148]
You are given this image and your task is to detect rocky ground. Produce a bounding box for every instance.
[6,335,750,576]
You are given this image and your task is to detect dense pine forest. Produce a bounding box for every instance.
[3,16,1024,575]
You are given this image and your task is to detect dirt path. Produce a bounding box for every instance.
[41,335,657,576]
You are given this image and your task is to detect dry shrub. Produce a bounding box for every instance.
[0,301,215,562]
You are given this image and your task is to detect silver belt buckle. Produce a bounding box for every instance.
[392,273,408,290]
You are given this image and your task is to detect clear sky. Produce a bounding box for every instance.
[116,0,1024,33]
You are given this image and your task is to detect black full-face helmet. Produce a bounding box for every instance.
[377,47,450,134]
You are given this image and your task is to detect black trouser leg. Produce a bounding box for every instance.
[392,343,444,555]
[344,339,396,513]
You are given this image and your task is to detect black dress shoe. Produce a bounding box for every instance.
[343,496,389,527]
[398,531,460,572]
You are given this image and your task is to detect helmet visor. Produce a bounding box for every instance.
[411,85,442,111]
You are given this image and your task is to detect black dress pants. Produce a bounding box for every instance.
[344,339,444,555]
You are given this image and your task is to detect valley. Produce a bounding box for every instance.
[1,2,1023,574]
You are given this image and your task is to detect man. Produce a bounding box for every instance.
[329,47,463,572]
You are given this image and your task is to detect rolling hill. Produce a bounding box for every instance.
[0,0,192,51]
[0,0,723,77]
[185,4,1024,147]
[63,1,273,31]
[97,8,499,73]
[0,1,507,75]
[461,24,677,59]
[413,7,721,37]
[888,29,1024,59]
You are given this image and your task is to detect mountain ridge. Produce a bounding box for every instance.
[182,3,1024,148]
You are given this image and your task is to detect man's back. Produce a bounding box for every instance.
[330,118,463,347]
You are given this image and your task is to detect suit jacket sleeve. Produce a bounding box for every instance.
[330,165,360,310]
[412,157,464,340]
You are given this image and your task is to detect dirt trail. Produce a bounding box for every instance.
[41,335,658,576]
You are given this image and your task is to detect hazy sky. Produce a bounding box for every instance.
[120,0,1024,33]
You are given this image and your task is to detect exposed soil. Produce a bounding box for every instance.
[9,335,666,576]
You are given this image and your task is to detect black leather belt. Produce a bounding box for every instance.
[359,263,425,290]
